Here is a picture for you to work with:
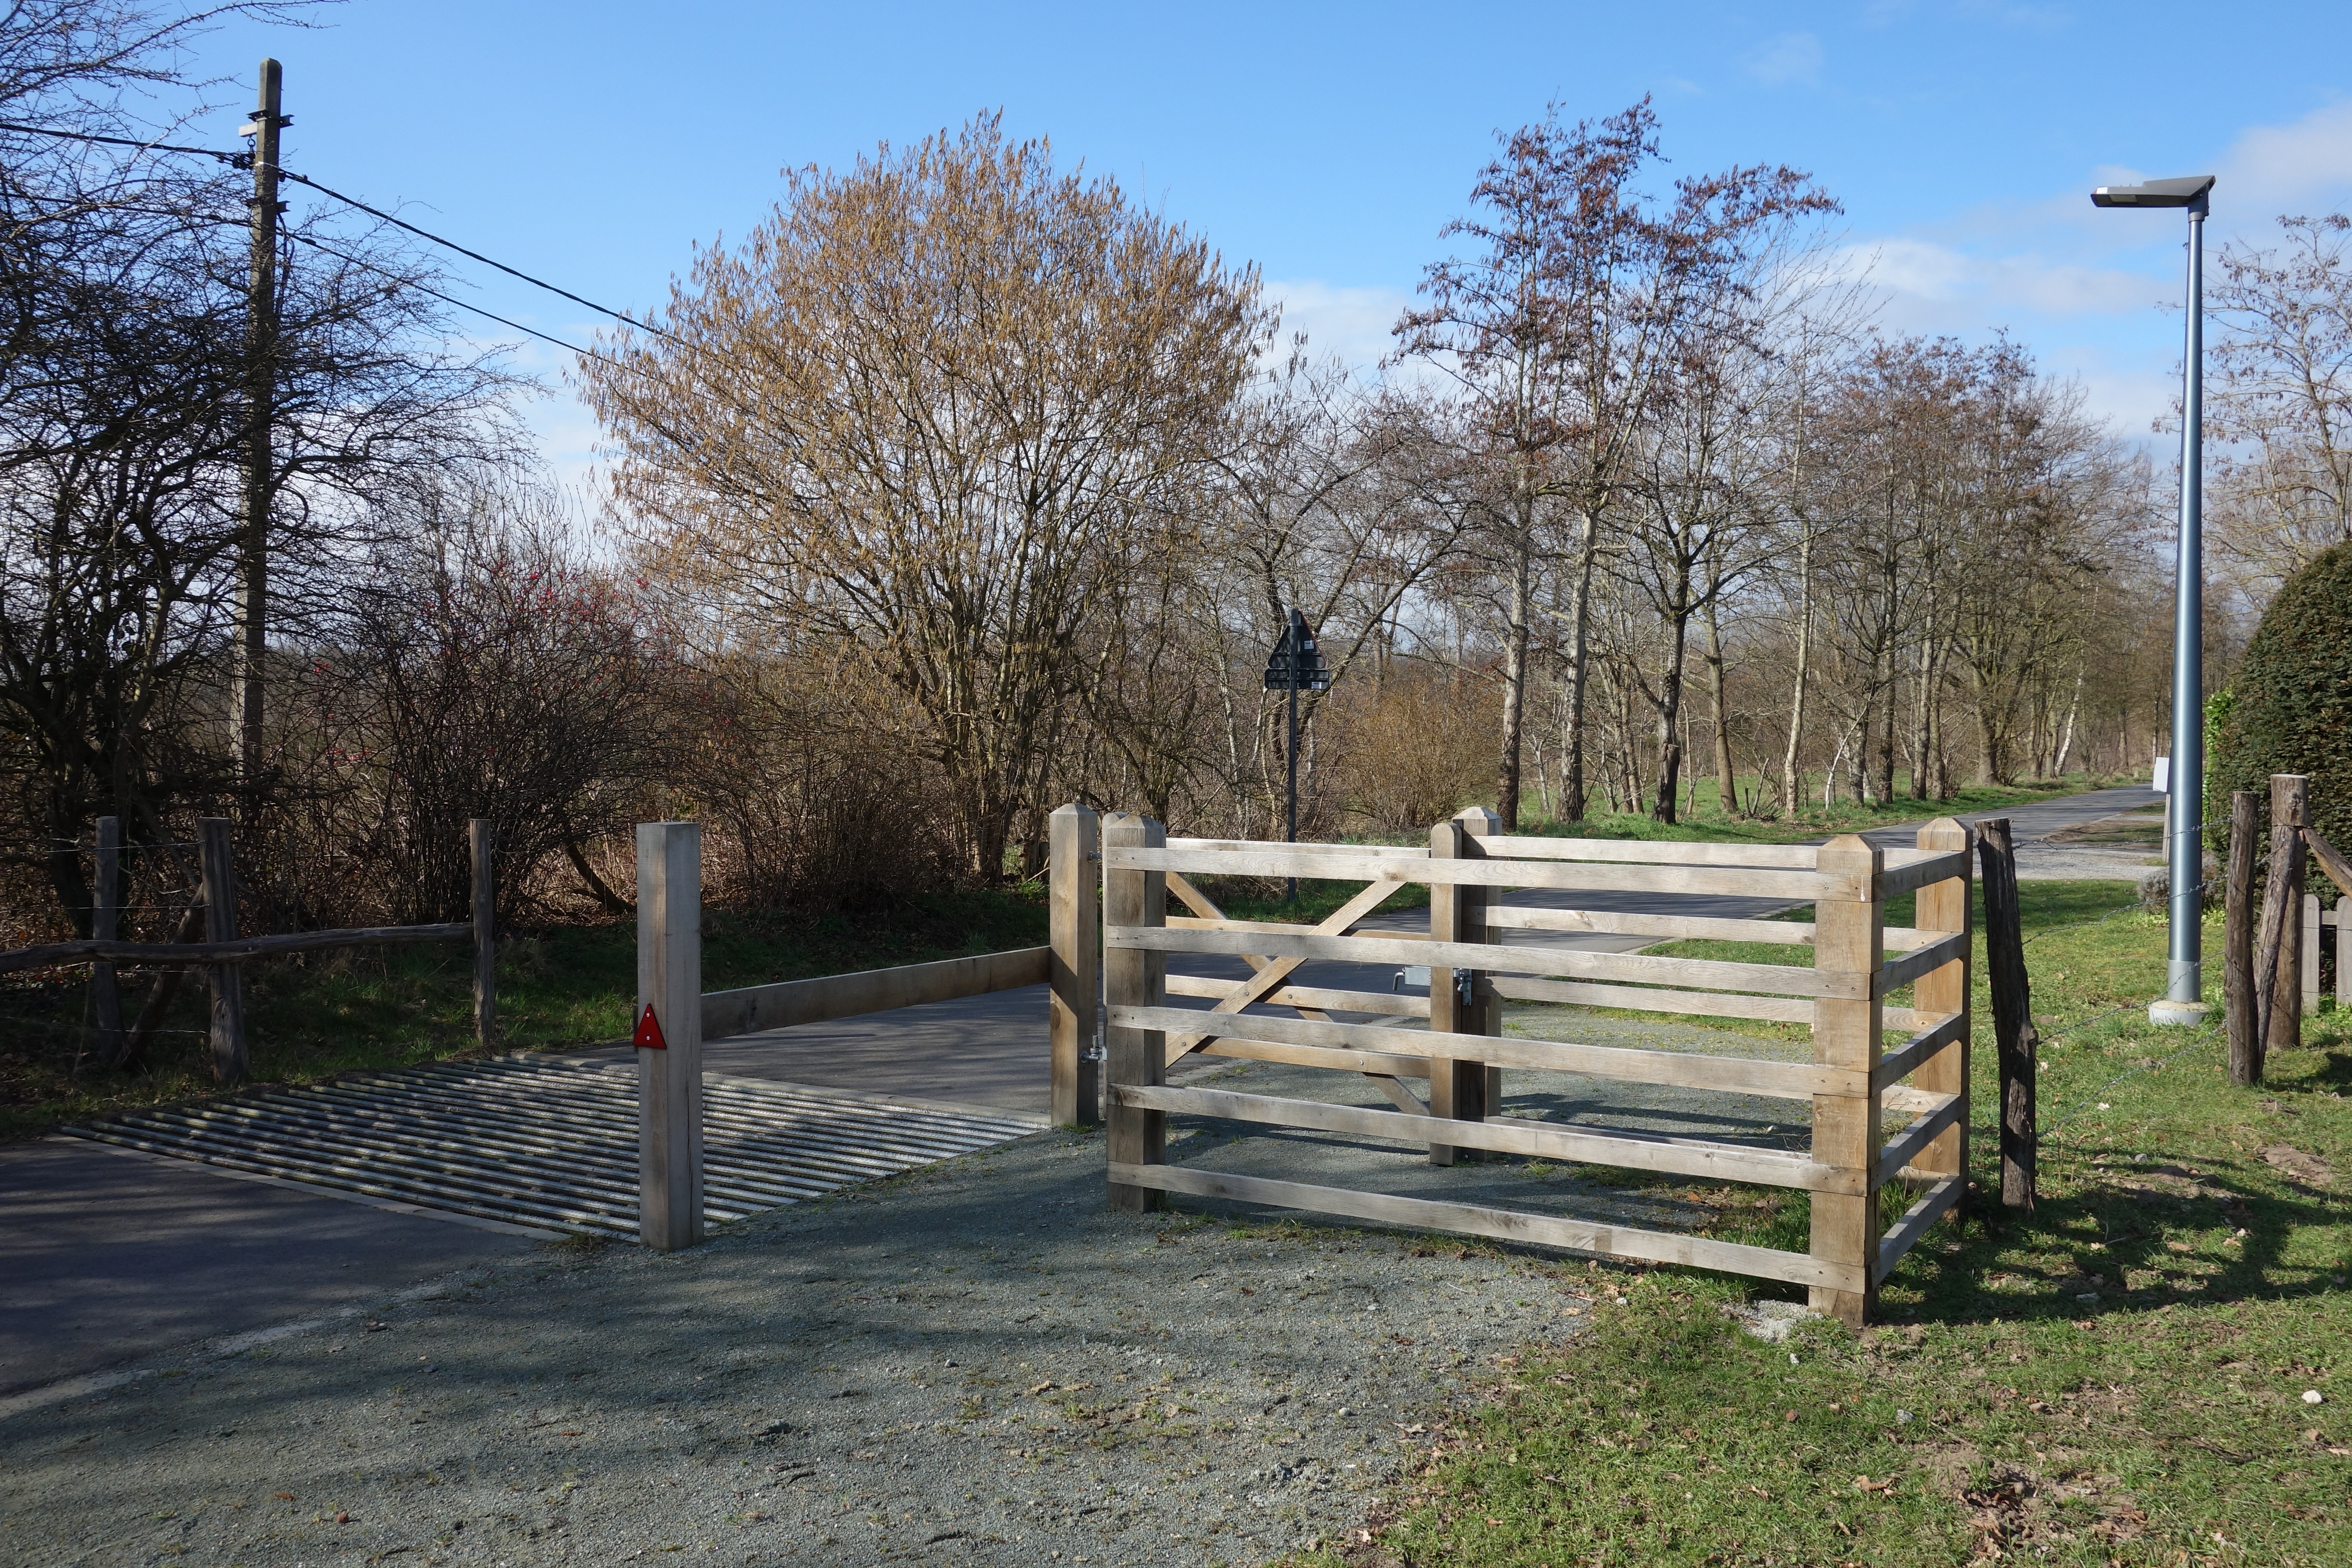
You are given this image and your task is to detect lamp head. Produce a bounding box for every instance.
[2092,175,2214,212]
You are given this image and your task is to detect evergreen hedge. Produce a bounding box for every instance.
[2209,541,2352,862]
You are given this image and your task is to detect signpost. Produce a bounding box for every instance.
[1262,608,1331,901]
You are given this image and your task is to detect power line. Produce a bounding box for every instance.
[0,118,245,165]
[274,168,683,345]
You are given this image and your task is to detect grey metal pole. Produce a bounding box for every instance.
[2158,192,2208,1018]
[1285,677,1299,902]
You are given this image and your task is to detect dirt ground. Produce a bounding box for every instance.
[0,1114,1610,1568]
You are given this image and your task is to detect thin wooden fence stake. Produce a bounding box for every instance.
[2225,791,2259,1083]
[471,818,496,1051]
[1810,833,1883,1327]
[2257,774,2309,1069]
[197,817,247,1083]
[1103,812,1167,1213]
[1049,802,1101,1127]
[1977,818,2036,1210]
[1910,818,1971,1221]
[637,821,703,1251]
[93,815,122,1069]
[2303,893,2323,1013]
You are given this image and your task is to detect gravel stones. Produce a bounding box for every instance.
[0,1116,1596,1567]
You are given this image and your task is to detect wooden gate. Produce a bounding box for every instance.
[1087,807,1973,1326]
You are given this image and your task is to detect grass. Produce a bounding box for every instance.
[0,885,1048,1141]
[1272,881,2352,1567]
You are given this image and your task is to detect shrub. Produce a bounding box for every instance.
[2209,540,2352,858]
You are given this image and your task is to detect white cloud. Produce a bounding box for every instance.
[2215,99,2352,211]
[1830,238,2163,324]
[1745,32,1823,89]
[1263,279,1413,375]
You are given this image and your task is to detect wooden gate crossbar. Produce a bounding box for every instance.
[1088,807,1977,1327]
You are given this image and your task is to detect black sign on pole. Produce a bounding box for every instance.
[1262,609,1329,900]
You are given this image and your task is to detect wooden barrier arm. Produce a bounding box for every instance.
[0,923,475,977]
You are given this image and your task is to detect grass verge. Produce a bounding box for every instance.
[1274,880,2352,1567]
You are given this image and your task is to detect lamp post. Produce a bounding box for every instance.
[1262,608,1330,901]
[2092,174,2215,1025]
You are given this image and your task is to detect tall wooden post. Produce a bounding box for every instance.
[1978,818,2036,1209]
[471,818,497,1051]
[92,815,123,1068]
[1462,807,1504,1121]
[197,817,247,1083]
[1102,813,1166,1212]
[2303,894,2323,1012]
[1911,818,1971,1217]
[1048,803,1102,1127]
[637,821,703,1251]
[2225,790,2260,1083]
[1810,833,1883,1327]
[232,59,284,783]
[2257,774,2309,1069]
[1427,811,1496,1165]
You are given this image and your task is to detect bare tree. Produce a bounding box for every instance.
[584,114,1271,879]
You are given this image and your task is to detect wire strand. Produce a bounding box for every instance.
[0,118,243,164]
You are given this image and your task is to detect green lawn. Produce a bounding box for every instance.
[1274,882,2352,1567]
[0,887,1048,1141]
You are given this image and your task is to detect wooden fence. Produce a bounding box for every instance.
[1085,807,1975,1326]
[0,815,496,1082]
[2222,775,2352,1084]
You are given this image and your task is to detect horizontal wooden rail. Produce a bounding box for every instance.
[1168,914,1432,940]
[1880,847,1973,897]
[702,946,1050,1039]
[1479,835,1821,869]
[1874,929,1971,997]
[1164,974,1432,1019]
[1115,1003,1864,1099]
[1182,1037,1434,1077]
[1114,1083,1859,1193]
[1167,836,1428,860]
[1108,924,1864,1000]
[1107,844,1846,901]
[0,922,471,977]
[1871,1010,1967,1091]
[1874,1092,1964,1187]
[1483,904,1813,946]
[1109,1161,1867,1294]
[1874,1173,1965,1285]
[1490,975,1816,1024]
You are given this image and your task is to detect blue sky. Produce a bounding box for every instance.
[167,1,2352,484]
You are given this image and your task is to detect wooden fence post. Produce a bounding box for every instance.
[92,815,122,1068]
[1977,818,2036,1209]
[1461,806,1504,1126]
[2257,774,2309,1069]
[1912,818,1972,1218]
[637,821,703,1251]
[1427,812,1494,1166]
[197,817,246,1083]
[2226,791,2260,1083]
[1103,812,1166,1212]
[1810,833,1883,1328]
[1049,802,1101,1127]
[471,818,497,1051]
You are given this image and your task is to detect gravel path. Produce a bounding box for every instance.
[0,1114,1608,1568]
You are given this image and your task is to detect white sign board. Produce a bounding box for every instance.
[2152,756,2171,794]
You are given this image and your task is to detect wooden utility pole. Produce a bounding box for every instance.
[233,59,286,784]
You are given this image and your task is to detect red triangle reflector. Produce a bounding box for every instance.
[631,1003,668,1050]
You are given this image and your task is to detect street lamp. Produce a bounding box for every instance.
[2092,173,2215,1026]
[1262,607,1331,901]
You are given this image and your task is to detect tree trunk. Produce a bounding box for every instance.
[1779,521,1813,821]
[1704,599,1736,817]
[1559,508,1604,824]
[1495,506,1533,831]
[1651,601,1692,824]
